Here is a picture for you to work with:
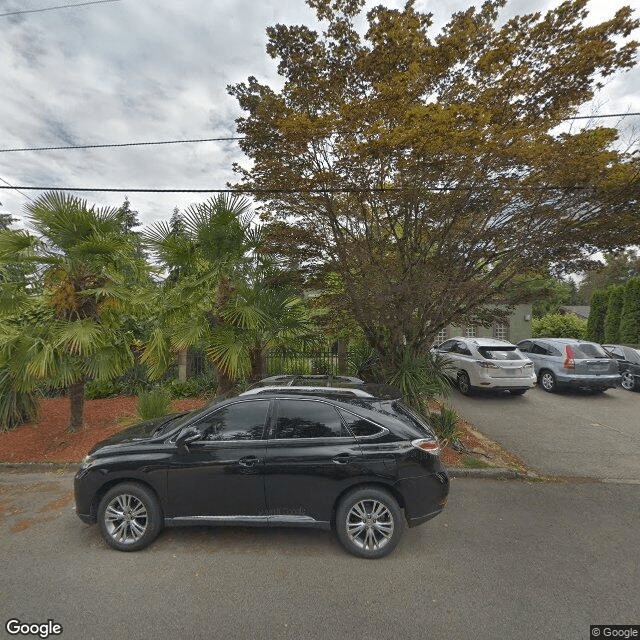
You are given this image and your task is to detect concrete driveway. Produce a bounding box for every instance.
[449,386,640,481]
[1,471,638,640]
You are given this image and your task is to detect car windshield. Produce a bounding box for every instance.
[478,347,523,361]
[570,344,609,359]
[624,347,640,364]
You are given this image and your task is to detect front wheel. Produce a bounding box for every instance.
[335,488,403,559]
[98,482,162,551]
[621,371,637,391]
[539,370,557,393]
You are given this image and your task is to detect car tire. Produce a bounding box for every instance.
[539,370,557,393]
[457,371,473,396]
[335,487,404,559]
[621,371,637,391]
[98,482,162,552]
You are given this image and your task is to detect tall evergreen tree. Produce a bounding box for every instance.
[586,290,609,343]
[604,285,625,343]
[619,277,640,345]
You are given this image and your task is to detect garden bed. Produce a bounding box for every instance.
[0,396,525,471]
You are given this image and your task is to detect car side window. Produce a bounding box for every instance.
[518,341,532,353]
[454,342,472,356]
[339,409,383,437]
[437,340,456,352]
[531,343,549,355]
[197,401,269,441]
[274,400,346,439]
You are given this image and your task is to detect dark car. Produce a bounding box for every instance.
[74,386,449,559]
[602,344,640,391]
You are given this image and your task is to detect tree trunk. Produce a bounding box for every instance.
[249,344,266,382]
[215,366,235,396]
[177,348,188,381]
[68,379,85,433]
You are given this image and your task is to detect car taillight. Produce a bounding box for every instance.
[564,346,575,369]
[411,438,440,456]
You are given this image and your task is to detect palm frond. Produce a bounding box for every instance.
[206,327,251,379]
[140,328,174,380]
[54,319,104,356]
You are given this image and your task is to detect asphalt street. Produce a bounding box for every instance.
[449,386,640,481]
[1,471,638,640]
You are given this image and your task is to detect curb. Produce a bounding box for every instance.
[446,467,538,480]
[0,462,80,473]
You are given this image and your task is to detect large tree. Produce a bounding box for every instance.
[229,0,639,371]
[0,192,145,431]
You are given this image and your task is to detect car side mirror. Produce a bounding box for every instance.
[176,426,202,450]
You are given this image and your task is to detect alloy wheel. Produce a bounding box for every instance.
[621,371,636,391]
[103,493,148,545]
[345,499,395,551]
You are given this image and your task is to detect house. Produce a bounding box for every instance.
[558,305,590,320]
[433,304,533,345]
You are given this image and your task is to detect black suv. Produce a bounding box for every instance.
[74,382,449,558]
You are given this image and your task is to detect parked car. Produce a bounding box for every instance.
[432,337,536,396]
[516,338,621,393]
[74,384,449,559]
[602,344,640,392]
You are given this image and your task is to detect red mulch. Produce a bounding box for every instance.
[0,396,525,470]
[0,397,207,463]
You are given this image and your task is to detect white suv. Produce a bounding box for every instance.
[432,337,536,396]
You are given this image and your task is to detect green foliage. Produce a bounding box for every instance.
[85,378,121,400]
[532,313,586,339]
[0,365,39,431]
[430,405,458,442]
[230,0,639,368]
[619,277,640,345]
[586,290,609,342]
[164,378,202,399]
[266,356,312,376]
[604,285,625,343]
[137,388,172,421]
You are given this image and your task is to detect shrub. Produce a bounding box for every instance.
[85,378,120,400]
[430,405,458,442]
[532,313,586,339]
[137,388,172,421]
[0,367,39,431]
[165,378,201,399]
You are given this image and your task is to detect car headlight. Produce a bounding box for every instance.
[80,454,94,469]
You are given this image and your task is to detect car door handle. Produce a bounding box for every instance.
[239,456,260,467]
[332,453,351,465]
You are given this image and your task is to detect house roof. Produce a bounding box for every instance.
[558,305,590,319]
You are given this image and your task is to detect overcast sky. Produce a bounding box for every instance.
[1,0,639,229]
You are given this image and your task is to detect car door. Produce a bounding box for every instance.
[263,398,363,525]
[167,399,270,519]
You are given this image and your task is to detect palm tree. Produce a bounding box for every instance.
[143,195,319,392]
[0,192,145,431]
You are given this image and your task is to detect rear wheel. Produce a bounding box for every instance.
[335,487,403,559]
[457,371,473,396]
[539,370,557,393]
[621,371,637,391]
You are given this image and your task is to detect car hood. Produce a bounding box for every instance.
[89,412,187,454]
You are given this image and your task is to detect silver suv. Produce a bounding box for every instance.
[516,338,621,393]
[432,337,536,396]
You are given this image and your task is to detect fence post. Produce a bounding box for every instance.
[177,348,188,381]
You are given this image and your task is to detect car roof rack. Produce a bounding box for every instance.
[239,386,375,398]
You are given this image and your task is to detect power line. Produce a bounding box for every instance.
[0,177,36,203]
[0,137,243,153]
[0,0,120,18]
[0,113,638,154]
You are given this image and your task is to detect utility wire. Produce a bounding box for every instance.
[0,113,638,154]
[0,177,36,202]
[0,137,243,153]
[0,0,120,18]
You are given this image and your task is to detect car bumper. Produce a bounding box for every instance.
[555,373,622,389]
[474,374,537,390]
[74,468,98,524]
[395,471,449,527]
